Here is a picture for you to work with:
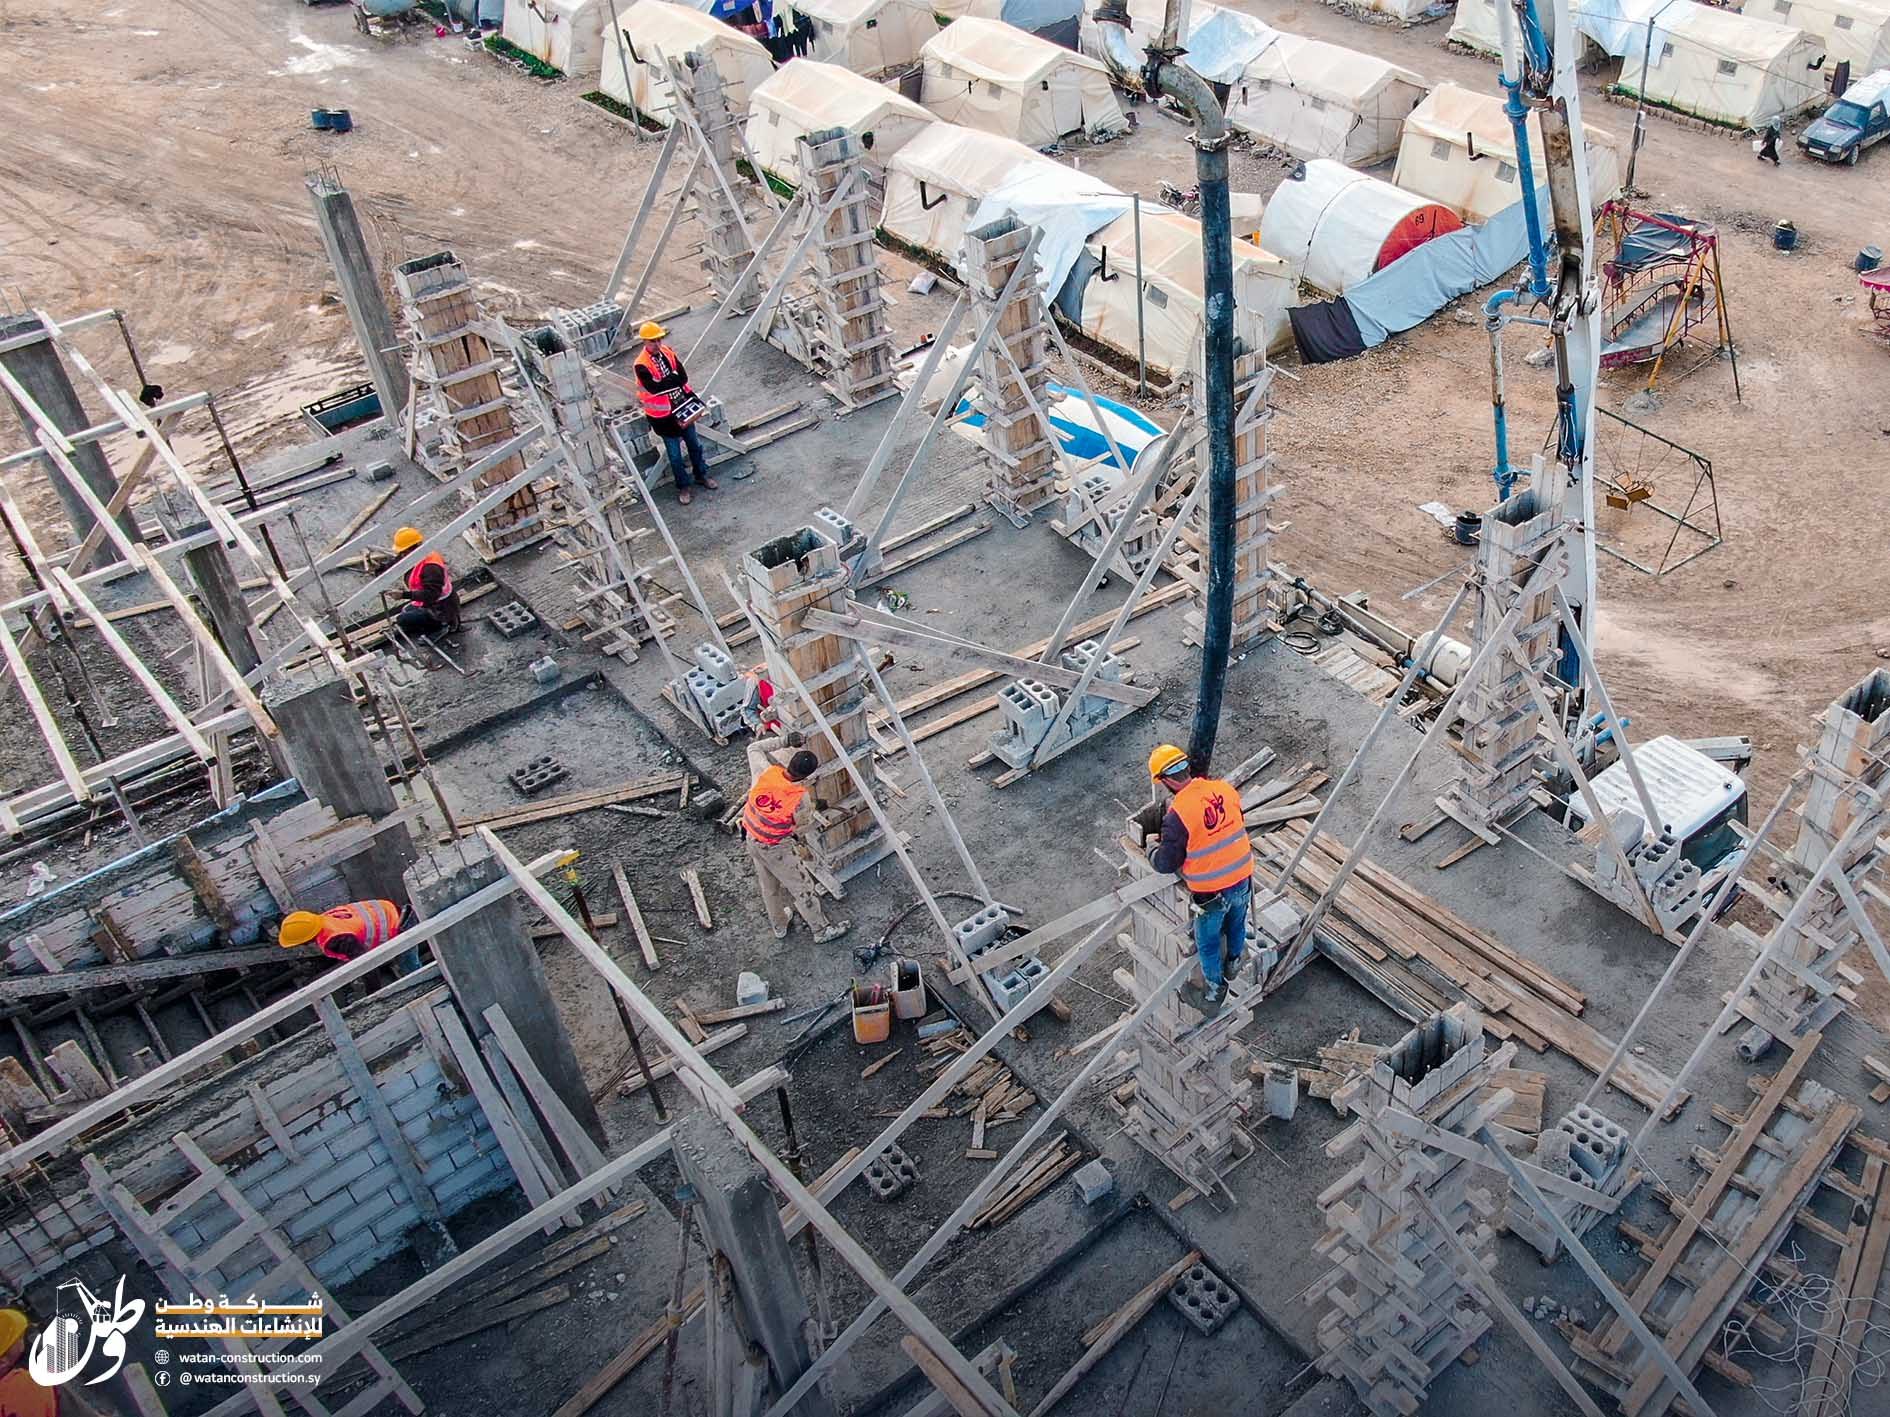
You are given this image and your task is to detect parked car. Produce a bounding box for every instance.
[1799,69,1890,165]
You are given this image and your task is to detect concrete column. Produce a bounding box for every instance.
[0,313,137,558]
[671,1108,836,1417]
[263,671,416,899]
[405,838,603,1147]
[180,524,263,676]
[306,175,411,426]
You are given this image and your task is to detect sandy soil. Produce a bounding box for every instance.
[1,0,1885,811]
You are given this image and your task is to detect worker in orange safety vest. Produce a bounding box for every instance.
[742,733,850,944]
[391,526,460,636]
[633,320,718,506]
[1139,743,1254,1007]
[0,1306,107,1416]
[278,900,421,973]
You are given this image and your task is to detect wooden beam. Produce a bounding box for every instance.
[482,1004,608,1176]
[1028,1250,1201,1417]
[49,568,211,758]
[612,861,659,970]
[0,611,92,805]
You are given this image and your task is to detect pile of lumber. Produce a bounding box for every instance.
[1251,819,1683,1114]
[1288,1028,1546,1133]
[1240,761,1328,831]
[967,1133,1081,1230]
[445,773,689,839]
[910,1027,1040,1156]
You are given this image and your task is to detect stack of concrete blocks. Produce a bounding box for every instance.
[548,300,625,360]
[1117,843,1256,1196]
[1177,351,1280,649]
[951,900,1046,1011]
[740,515,895,884]
[964,217,1058,526]
[1591,818,1704,935]
[1312,1004,1511,1417]
[797,128,897,409]
[987,639,1133,771]
[1057,472,1162,575]
[392,250,548,559]
[1503,1102,1635,1263]
[686,57,760,315]
[1738,668,1890,1053]
[1438,484,1571,836]
[524,330,672,661]
[679,643,751,738]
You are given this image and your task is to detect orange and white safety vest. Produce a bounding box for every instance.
[633,343,687,421]
[1171,778,1253,895]
[313,900,403,961]
[743,765,806,847]
[405,552,452,601]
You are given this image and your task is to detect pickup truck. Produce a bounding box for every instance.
[1799,70,1890,165]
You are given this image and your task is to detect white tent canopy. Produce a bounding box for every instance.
[1226,35,1430,164]
[796,0,943,74]
[1074,210,1298,374]
[1581,0,1828,124]
[1077,0,1282,85]
[1743,0,1890,74]
[746,61,937,184]
[1393,82,1624,223]
[1445,0,1503,57]
[940,0,1083,46]
[598,0,775,124]
[503,0,607,76]
[920,17,1128,144]
[1259,159,1464,295]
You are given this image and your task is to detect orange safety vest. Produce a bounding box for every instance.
[743,764,806,847]
[633,343,687,421]
[405,552,453,600]
[315,900,402,961]
[0,1368,58,1417]
[1171,777,1253,895]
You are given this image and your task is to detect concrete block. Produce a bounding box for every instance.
[303,1146,379,1204]
[364,459,395,482]
[256,1151,334,1203]
[529,656,560,685]
[487,601,537,638]
[1167,1261,1240,1336]
[435,1153,503,1207]
[389,1082,444,1125]
[311,1229,394,1286]
[233,1149,289,1189]
[736,970,770,1007]
[508,755,568,796]
[284,1187,361,1244]
[1072,1159,1113,1205]
[863,1144,917,1202]
[329,1186,402,1243]
[952,904,1010,957]
[324,1118,378,1164]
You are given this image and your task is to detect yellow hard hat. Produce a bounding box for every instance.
[279,911,324,948]
[1148,743,1189,781]
[0,1309,26,1352]
[637,320,667,341]
[392,526,424,554]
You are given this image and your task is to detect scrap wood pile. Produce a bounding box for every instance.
[1289,1028,1546,1133]
[968,1132,1083,1230]
[1249,819,1685,1115]
[912,1026,1040,1156]
[1240,761,1329,831]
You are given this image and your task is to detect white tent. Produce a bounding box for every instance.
[746,62,937,186]
[1581,0,1828,124]
[1349,0,1446,22]
[1445,0,1503,56]
[1073,210,1298,374]
[502,0,606,76]
[1225,35,1430,165]
[1393,83,1624,224]
[1259,159,1464,295]
[941,0,1083,47]
[1078,0,1282,86]
[1743,0,1890,74]
[598,1,775,125]
[920,17,1128,144]
[882,122,1131,294]
[795,0,943,74]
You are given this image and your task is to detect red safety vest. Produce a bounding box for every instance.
[743,764,806,846]
[406,552,452,600]
[315,900,403,961]
[1171,778,1253,894]
[633,343,688,420]
[0,1369,58,1417]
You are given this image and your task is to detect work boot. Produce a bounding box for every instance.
[814,920,853,945]
[700,476,721,491]
[678,489,693,506]
[1201,980,1226,1008]
[773,922,791,941]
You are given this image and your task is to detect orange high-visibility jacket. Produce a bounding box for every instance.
[1170,778,1253,894]
[743,765,806,846]
[633,343,688,421]
[313,900,402,961]
[405,552,453,602]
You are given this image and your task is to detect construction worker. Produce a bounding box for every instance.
[278,900,422,973]
[0,1306,105,1416]
[1141,744,1253,1007]
[391,527,461,637]
[632,320,719,506]
[743,733,850,943]
[738,662,781,736]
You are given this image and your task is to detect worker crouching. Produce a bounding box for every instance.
[279,899,423,974]
[1141,744,1254,1007]
[743,735,851,944]
[391,526,461,637]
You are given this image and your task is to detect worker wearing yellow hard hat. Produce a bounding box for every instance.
[390,526,460,638]
[1138,743,1255,1008]
[0,1307,58,1417]
[280,900,421,973]
[633,317,718,506]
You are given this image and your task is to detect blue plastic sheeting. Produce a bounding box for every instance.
[1343,191,1542,347]
[954,383,1164,470]
[997,0,1082,42]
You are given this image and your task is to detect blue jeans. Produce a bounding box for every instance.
[663,425,709,489]
[1193,879,1251,989]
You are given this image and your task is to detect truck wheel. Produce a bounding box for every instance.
[1849,147,1861,166]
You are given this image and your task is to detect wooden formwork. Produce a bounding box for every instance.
[1176,352,1280,650]
[963,219,1057,526]
[686,59,759,316]
[797,128,895,410]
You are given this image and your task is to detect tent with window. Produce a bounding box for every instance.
[597,0,776,124]
[745,61,937,185]
[792,0,943,74]
[1581,0,1827,125]
[1742,0,1890,75]
[919,17,1128,144]
[1067,210,1299,374]
[502,0,607,76]
[1259,160,1464,296]
[1225,35,1429,165]
[1393,83,1624,224]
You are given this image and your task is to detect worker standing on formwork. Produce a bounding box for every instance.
[742,733,851,944]
[1139,744,1254,1007]
[278,900,423,974]
[633,320,719,506]
[391,527,461,637]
